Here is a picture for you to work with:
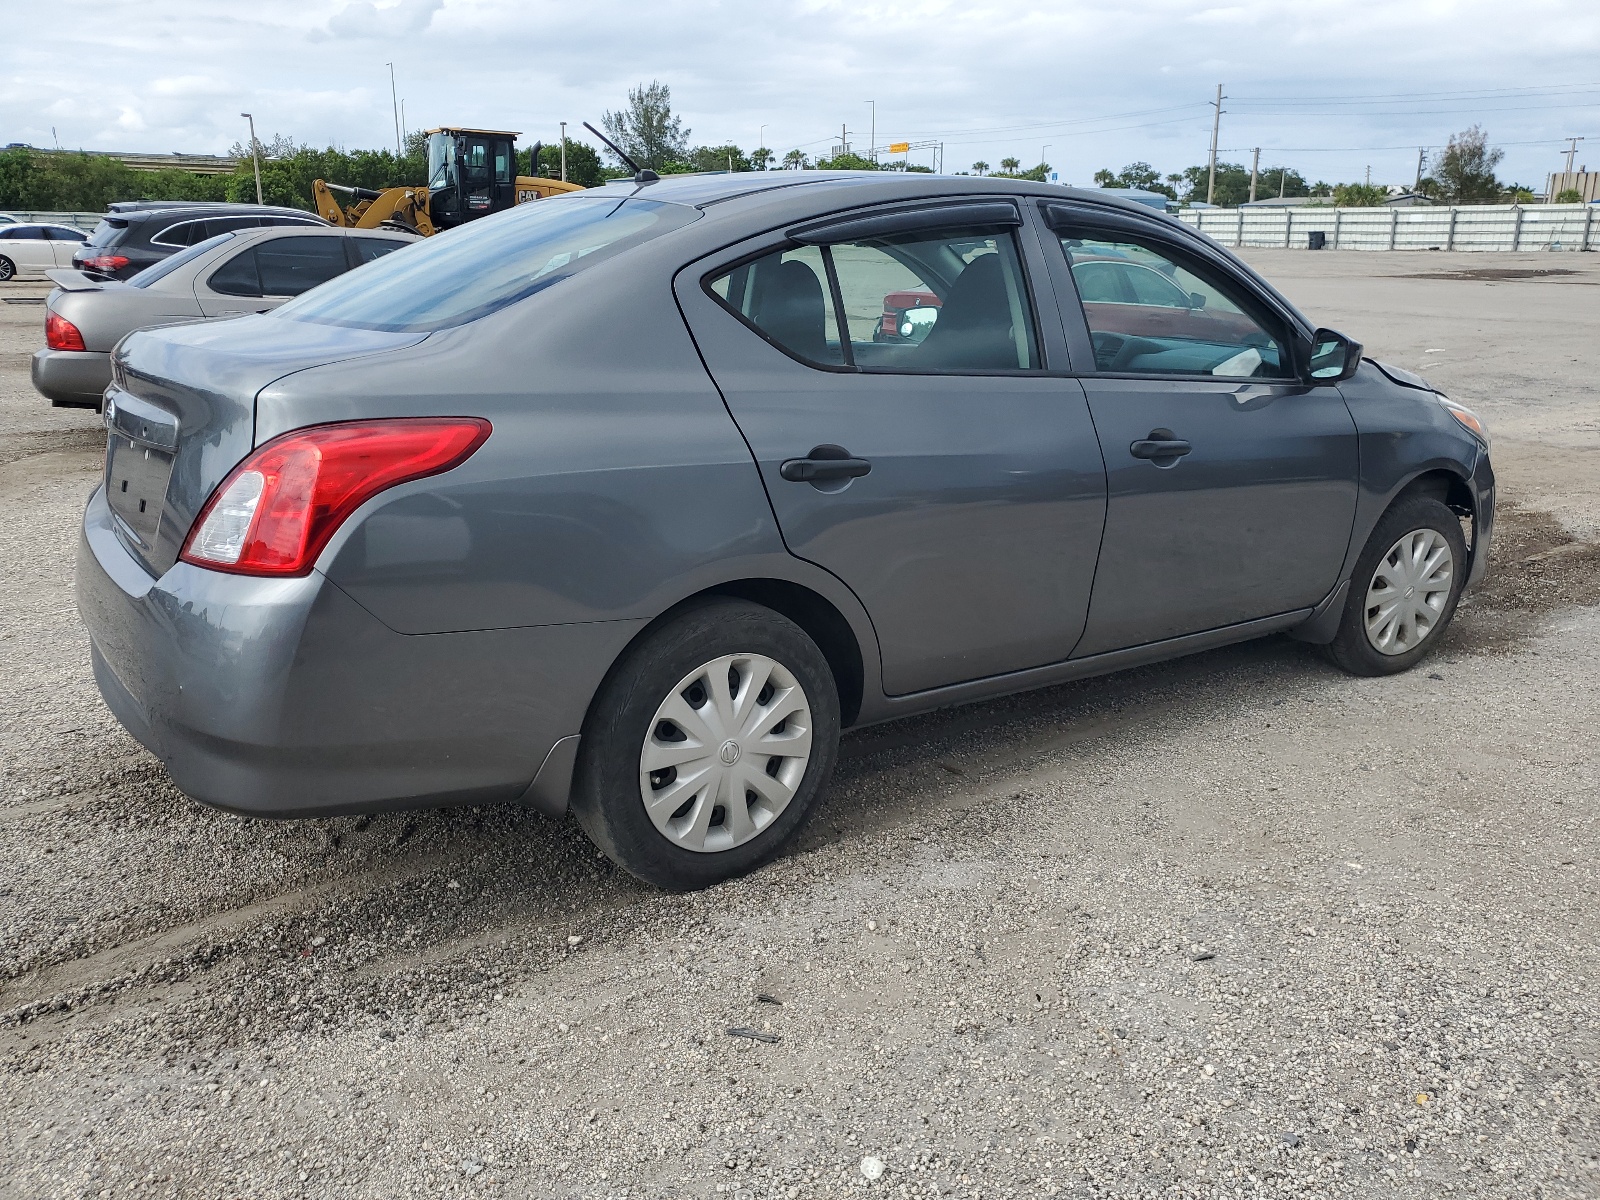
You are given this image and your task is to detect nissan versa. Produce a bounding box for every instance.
[77,173,1493,890]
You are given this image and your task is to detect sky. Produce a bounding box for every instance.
[3,0,1598,191]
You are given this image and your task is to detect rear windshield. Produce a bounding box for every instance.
[273,194,695,333]
[86,217,129,248]
[127,232,238,289]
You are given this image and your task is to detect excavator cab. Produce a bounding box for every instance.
[425,128,520,230]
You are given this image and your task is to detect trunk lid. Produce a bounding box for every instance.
[104,314,426,576]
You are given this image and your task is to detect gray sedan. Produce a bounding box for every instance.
[76,173,1493,890]
[32,225,418,407]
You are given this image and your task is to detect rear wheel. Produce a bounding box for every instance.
[0,256,15,282]
[1324,495,1467,676]
[571,599,840,891]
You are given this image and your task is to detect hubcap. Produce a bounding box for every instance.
[639,653,813,854]
[1364,528,1454,655]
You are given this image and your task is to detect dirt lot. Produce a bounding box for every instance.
[0,251,1596,1200]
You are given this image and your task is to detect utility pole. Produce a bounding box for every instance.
[1042,143,1052,175]
[240,112,263,205]
[1365,164,1371,188]
[400,99,407,148]
[1414,147,1426,194]
[1206,84,1225,205]
[387,62,402,157]
[559,121,567,181]
[866,101,875,162]
[1563,136,1585,174]
[758,124,766,169]
[1249,147,1260,203]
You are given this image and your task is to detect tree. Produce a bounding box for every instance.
[971,161,989,175]
[782,149,809,170]
[1502,184,1536,204]
[1256,167,1308,199]
[1000,156,1020,173]
[522,140,605,188]
[1092,168,1120,187]
[601,80,690,171]
[1333,182,1386,206]
[1554,187,1585,204]
[1178,162,1250,206]
[682,144,753,173]
[1428,125,1503,203]
[814,151,879,171]
[751,146,775,171]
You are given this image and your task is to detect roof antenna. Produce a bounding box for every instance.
[584,121,658,184]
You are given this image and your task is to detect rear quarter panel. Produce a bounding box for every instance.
[52,283,204,354]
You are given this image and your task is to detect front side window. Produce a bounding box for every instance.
[708,223,1039,373]
[1060,235,1291,378]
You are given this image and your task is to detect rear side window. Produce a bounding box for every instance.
[210,236,349,297]
[274,194,695,332]
[45,227,87,242]
[352,236,408,264]
[708,223,1039,373]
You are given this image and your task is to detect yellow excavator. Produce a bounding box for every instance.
[313,127,584,236]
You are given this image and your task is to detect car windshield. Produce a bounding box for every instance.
[127,232,238,288]
[273,195,696,333]
[86,217,129,247]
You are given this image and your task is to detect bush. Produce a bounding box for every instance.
[1553,188,1585,204]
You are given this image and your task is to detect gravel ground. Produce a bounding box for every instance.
[0,252,1596,1199]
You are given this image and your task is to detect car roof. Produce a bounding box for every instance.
[127,204,324,222]
[604,170,1187,222]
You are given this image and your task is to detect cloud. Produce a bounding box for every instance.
[324,0,443,38]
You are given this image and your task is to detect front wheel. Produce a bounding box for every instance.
[0,256,15,282]
[1324,494,1468,676]
[571,599,840,891]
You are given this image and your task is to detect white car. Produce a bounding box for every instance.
[0,223,90,280]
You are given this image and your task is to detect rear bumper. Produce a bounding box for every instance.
[32,348,110,408]
[78,485,636,817]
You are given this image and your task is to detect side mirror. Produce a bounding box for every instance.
[1306,328,1362,384]
[897,305,940,343]
[1187,292,1207,310]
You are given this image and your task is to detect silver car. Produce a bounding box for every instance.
[33,225,418,408]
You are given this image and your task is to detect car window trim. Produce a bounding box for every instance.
[788,200,1022,246]
[1040,205,1307,382]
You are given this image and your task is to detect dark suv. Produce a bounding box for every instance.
[72,203,328,280]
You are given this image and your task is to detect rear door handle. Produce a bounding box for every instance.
[779,444,873,483]
[1129,428,1192,462]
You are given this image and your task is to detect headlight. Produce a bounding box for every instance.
[1439,396,1488,446]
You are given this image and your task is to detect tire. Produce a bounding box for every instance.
[571,599,840,891]
[0,256,15,282]
[1323,494,1468,676]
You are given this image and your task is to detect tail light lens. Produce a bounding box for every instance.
[46,312,86,352]
[80,254,130,273]
[180,418,491,576]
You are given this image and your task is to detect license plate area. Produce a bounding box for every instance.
[106,432,174,548]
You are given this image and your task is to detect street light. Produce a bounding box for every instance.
[559,120,567,181]
[758,124,766,170]
[240,112,262,205]
[1042,143,1052,178]
[864,100,875,162]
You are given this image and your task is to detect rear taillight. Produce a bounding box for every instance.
[180,418,491,576]
[46,312,86,352]
[80,254,129,274]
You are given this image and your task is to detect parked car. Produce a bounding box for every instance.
[0,222,89,280]
[78,174,1493,891]
[34,225,418,408]
[72,203,328,281]
[0,212,20,225]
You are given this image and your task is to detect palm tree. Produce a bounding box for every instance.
[971,161,989,176]
[782,149,809,171]
[999,156,1020,174]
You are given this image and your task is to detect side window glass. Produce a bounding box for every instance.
[707,224,1039,374]
[207,248,263,297]
[256,236,349,295]
[708,245,844,366]
[353,237,405,264]
[1061,236,1290,378]
[832,228,1037,371]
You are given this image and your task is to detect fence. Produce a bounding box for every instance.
[0,210,105,232]
[1177,203,1599,252]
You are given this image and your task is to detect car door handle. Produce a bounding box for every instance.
[1129,429,1192,461]
[779,445,872,483]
